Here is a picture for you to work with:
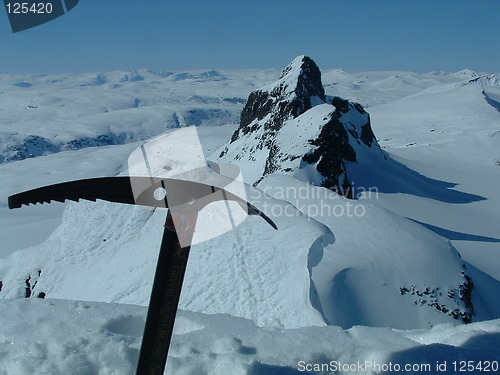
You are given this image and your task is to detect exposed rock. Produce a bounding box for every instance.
[172,70,227,82]
[24,270,44,299]
[219,55,381,196]
[1,133,127,163]
[399,268,474,324]
[119,71,144,82]
[238,56,325,133]
[77,74,107,87]
[60,132,127,151]
[3,135,59,162]
[14,81,33,88]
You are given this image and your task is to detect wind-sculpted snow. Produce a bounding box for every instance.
[0,175,482,329]
[1,298,499,375]
[0,184,332,328]
[483,88,500,113]
[258,176,476,328]
[0,126,235,256]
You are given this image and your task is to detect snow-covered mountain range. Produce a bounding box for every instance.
[0,56,499,374]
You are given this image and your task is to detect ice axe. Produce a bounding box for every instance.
[8,175,276,373]
[8,130,277,374]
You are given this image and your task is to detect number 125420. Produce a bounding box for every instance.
[5,2,54,14]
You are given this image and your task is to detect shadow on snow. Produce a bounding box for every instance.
[409,219,500,243]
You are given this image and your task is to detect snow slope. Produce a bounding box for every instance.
[218,56,385,196]
[0,183,330,328]
[1,298,499,375]
[258,176,478,329]
[364,78,500,285]
[0,171,484,329]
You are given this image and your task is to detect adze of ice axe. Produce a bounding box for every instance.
[8,174,277,374]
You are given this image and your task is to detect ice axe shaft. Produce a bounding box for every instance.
[136,212,193,374]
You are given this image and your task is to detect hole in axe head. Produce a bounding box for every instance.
[153,187,167,201]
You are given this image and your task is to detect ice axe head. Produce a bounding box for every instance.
[8,127,276,248]
[127,126,273,247]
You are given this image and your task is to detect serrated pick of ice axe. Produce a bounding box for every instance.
[8,126,276,375]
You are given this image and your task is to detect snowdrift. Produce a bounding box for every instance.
[0,298,499,375]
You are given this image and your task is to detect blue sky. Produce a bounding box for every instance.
[0,0,498,74]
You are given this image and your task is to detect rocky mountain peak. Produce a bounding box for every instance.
[276,55,325,103]
[238,55,326,133]
[219,56,383,197]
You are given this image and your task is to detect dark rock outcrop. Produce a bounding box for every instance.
[238,56,325,132]
[219,55,381,196]
[399,268,474,324]
[2,133,127,163]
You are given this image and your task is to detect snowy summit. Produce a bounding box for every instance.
[219,55,383,196]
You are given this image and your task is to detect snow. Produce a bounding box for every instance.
[258,175,477,329]
[483,87,500,113]
[0,163,485,330]
[217,113,273,183]
[0,69,247,164]
[0,298,499,375]
[0,182,328,327]
[258,55,313,97]
[218,104,337,185]
[0,144,139,256]
[1,62,499,373]
[363,79,500,284]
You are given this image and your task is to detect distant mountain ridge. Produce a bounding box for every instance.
[1,64,497,164]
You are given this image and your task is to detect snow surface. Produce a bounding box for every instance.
[363,79,500,283]
[1,64,499,374]
[0,165,485,330]
[258,176,473,329]
[1,298,499,375]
